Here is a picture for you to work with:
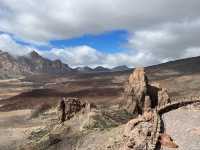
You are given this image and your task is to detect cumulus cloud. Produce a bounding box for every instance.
[1,30,200,68]
[38,46,140,68]
[0,0,200,67]
[0,34,33,56]
[40,46,104,67]
[0,33,147,67]
[128,19,200,64]
[0,0,200,43]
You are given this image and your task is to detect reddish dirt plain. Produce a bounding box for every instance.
[1,64,200,149]
[0,71,129,112]
[1,67,200,112]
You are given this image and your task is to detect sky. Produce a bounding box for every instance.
[0,0,200,68]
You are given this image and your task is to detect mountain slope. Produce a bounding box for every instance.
[18,51,72,74]
[0,50,72,79]
[0,50,30,79]
[1,49,200,79]
[148,56,200,73]
[93,66,110,72]
[112,65,130,71]
[144,56,200,81]
[74,66,93,72]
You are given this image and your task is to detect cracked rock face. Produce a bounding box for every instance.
[122,112,154,150]
[124,68,170,115]
[57,97,94,121]
[157,88,170,107]
[124,68,149,114]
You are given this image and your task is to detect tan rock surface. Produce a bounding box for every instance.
[124,68,171,115]
[124,68,148,114]
[159,133,178,148]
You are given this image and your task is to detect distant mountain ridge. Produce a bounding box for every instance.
[0,50,72,79]
[0,50,25,78]
[0,50,131,79]
[18,51,72,74]
[111,65,130,71]
[74,65,131,73]
[74,66,93,72]
[93,66,110,72]
[2,49,200,79]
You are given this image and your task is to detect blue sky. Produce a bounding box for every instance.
[10,30,129,53]
[0,0,200,67]
[49,30,129,53]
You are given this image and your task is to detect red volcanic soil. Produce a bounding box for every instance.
[0,86,123,111]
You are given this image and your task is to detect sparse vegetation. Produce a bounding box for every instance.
[1,57,200,149]
[30,103,51,118]
[81,111,118,130]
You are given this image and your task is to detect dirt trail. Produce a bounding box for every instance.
[162,108,200,150]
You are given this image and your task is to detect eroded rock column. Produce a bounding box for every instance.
[124,68,170,115]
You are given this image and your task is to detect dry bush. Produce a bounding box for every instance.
[30,103,51,118]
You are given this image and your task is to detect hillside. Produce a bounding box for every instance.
[146,56,200,80]
[0,55,200,150]
[3,48,200,80]
[0,50,72,79]
[0,50,132,79]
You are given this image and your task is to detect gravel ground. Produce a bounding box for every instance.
[162,108,200,150]
[0,109,44,150]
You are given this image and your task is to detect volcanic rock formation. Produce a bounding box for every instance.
[122,111,154,150]
[124,68,170,115]
[57,97,94,121]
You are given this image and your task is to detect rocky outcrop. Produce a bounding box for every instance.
[65,97,84,119]
[57,97,95,121]
[57,98,66,124]
[121,111,155,150]
[124,68,149,114]
[124,68,170,115]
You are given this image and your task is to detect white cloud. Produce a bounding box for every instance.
[1,24,200,68]
[183,47,200,58]
[0,0,200,43]
[38,45,169,68]
[40,46,139,68]
[0,33,147,67]
[127,19,200,64]
[0,34,33,56]
[1,1,200,67]
[40,46,104,67]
